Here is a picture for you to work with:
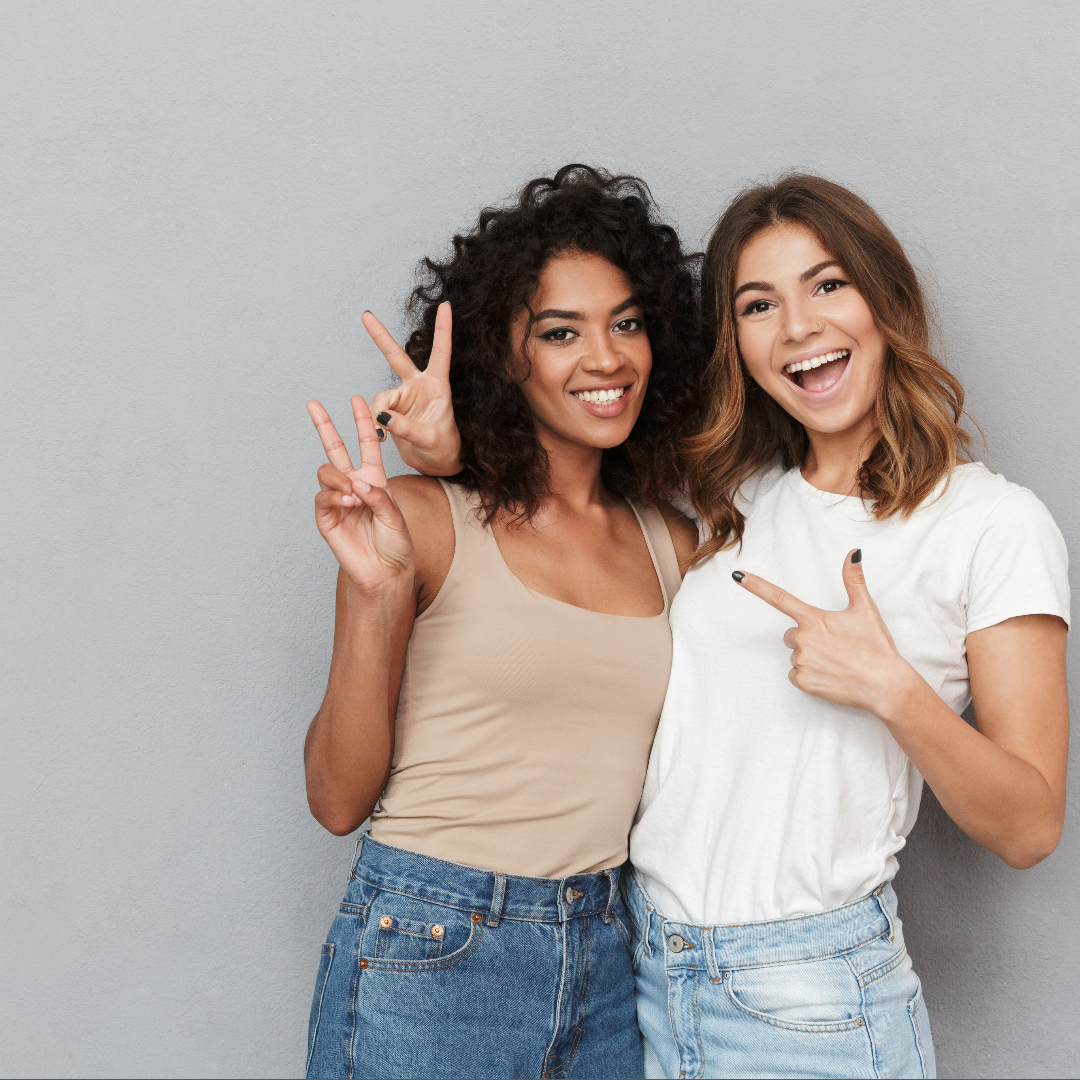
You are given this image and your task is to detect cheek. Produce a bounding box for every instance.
[736,326,775,383]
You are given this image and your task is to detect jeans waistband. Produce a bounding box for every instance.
[352,836,622,925]
[626,871,898,971]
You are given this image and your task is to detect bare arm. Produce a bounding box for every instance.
[300,394,417,836]
[882,612,1068,868]
[735,550,1070,869]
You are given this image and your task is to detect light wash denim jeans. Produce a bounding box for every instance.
[624,872,934,1079]
[306,837,643,1079]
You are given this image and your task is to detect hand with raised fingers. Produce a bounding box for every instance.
[732,549,914,715]
[306,395,415,592]
[363,301,462,476]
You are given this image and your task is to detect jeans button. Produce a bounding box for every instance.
[564,887,574,903]
[668,934,684,952]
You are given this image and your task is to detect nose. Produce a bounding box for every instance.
[581,329,623,374]
[781,295,824,344]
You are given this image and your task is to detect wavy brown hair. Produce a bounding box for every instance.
[405,164,704,522]
[687,173,972,563]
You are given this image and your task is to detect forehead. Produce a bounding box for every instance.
[533,251,633,306]
[736,223,832,285]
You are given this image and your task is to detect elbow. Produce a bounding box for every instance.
[998,820,1063,870]
[309,801,368,837]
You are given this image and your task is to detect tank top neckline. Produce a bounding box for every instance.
[423,481,674,624]
[488,496,670,621]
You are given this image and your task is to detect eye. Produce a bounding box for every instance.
[816,278,850,295]
[612,317,644,334]
[540,326,577,342]
[739,299,773,317]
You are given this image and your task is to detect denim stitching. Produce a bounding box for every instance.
[361,917,483,973]
[860,945,908,987]
[306,943,335,1077]
[547,914,593,1077]
[723,972,867,1034]
[844,949,880,1078]
[541,921,571,1077]
[705,929,885,972]
[907,984,928,1079]
[352,873,607,921]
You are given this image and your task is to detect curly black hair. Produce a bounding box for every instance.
[405,164,704,521]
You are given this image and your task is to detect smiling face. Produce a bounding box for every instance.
[734,223,885,440]
[510,250,651,451]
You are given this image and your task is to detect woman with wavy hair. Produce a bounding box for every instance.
[626,175,1070,1079]
[301,166,701,1079]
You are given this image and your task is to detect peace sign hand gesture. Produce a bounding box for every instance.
[363,301,462,476]
[306,394,415,593]
[733,550,913,715]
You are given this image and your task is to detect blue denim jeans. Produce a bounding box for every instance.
[624,873,935,1079]
[306,837,643,1079]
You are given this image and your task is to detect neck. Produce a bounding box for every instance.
[535,426,608,515]
[800,414,879,497]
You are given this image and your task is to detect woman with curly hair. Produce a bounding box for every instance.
[626,175,1070,1079]
[301,165,702,1079]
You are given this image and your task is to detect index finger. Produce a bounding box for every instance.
[306,400,354,471]
[732,571,817,623]
[427,301,453,379]
[351,395,388,486]
[361,310,421,382]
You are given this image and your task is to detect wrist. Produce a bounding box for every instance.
[873,658,929,728]
[345,573,415,613]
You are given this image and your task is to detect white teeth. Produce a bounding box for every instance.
[575,387,626,404]
[784,350,849,375]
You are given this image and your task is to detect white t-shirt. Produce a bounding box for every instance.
[631,463,1070,926]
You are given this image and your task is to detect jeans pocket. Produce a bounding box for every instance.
[362,891,483,971]
[306,942,335,1074]
[724,956,866,1033]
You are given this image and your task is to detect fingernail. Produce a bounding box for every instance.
[376,428,386,441]
[376,412,391,426]
[355,480,371,493]
[732,571,745,582]
[852,549,862,564]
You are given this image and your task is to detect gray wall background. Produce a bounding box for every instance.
[1,2,1077,1077]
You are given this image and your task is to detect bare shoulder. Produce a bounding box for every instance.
[655,500,699,576]
[388,475,454,611]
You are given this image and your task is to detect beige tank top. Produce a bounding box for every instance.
[369,480,681,879]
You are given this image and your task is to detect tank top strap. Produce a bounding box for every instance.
[435,478,504,574]
[627,499,682,610]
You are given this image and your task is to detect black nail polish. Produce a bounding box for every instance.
[732,571,745,582]
[852,549,862,564]
[376,412,391,426]
[376,428,386,442]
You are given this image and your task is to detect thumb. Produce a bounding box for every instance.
[378,409,427,448]
[842,548,873,610]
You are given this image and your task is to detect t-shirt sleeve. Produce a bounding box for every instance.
[965,488,1071,634]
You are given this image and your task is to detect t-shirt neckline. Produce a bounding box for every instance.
[783,467,876,521]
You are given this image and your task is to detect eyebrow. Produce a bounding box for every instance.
[533,296,639,321]
[732,261,844,302]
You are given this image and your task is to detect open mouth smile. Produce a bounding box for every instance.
[570,384,631,417]
[783,349,850,393]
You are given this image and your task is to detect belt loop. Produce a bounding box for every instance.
[487,872,507,927]
[349,834,365,881]
[703,926,722,982]
[873,885,896,942]
[603,869,618,924]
